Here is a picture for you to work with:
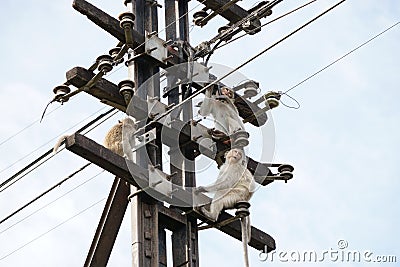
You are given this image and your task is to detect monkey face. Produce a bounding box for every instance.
[220,87,233,98]
[226,148,242,163]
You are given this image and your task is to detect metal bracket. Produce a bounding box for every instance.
[132,128,157,152]
[148,165,173,197]
[145,32,168,64]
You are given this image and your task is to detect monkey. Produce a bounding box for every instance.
[195,148,256,220]
[195,148,255,267]
[199,86,246,137]
[52,134,71,154]
[53,117,137,160]
[103,117,137,161]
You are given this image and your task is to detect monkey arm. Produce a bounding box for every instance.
[198,170,240,193]
[198,87,214,117]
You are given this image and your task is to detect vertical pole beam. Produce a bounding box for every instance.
[179,1,199,266]
[165,0,199,266]
[164,0,184,192]
[127,0,164,266]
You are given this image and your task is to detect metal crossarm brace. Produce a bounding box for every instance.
[84,177,130,267]
[72,0,181,67]
[64,133,275,252]
[201,0,259,25]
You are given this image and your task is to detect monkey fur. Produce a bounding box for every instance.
[199,87,245,136]
[196,148,256,221]
[196,148,255,267]
[103,117,137,161]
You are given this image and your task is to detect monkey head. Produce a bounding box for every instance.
[220,86,234,99]
[225,148,243,164]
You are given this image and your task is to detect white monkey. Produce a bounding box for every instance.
[196,148,255,267]
[195,148,256,221]
[199,86,245,136]
[103,117,137,161]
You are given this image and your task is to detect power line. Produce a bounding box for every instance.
[216,0,318,51]
[283,21,400,94]
[0,106,108,176]
[0,107,117,193]
[0,106,62,149]
[0,197,106,262]
[0,163,91,225]
[0,170,105,235]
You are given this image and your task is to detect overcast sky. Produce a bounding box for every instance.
[0,0,399,266]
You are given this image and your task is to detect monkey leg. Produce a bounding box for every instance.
[200,204,220,222]
[203,191,247,221]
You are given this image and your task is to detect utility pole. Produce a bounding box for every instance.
[52,0,294,266]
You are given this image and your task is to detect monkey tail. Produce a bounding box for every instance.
[53,134,70,154]
[246,215,252,244]
[241,216,250,267]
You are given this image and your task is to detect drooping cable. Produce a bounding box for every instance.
[0,107,108,176]
[0,106,62,149]
[0,170,105,235]
[0,197,106,262]
[0,163,92,225]
[0,107,117,193]
[283,21,400,95]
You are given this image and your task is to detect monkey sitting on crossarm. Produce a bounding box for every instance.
[195,148,256,221]
[103,117,137,161]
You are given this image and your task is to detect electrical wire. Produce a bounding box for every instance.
[133,0,347,136]
[0,105,62,149]
[0,170,105,236]
[215,0,318,51]
[0,107,108,176]
[0,108,118,193]
[0,197,106,262]
[274,21,400,110]
[279,93,301,109]
[283,20,400,95]
[0,107,117,193]
[0,163,92,225]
